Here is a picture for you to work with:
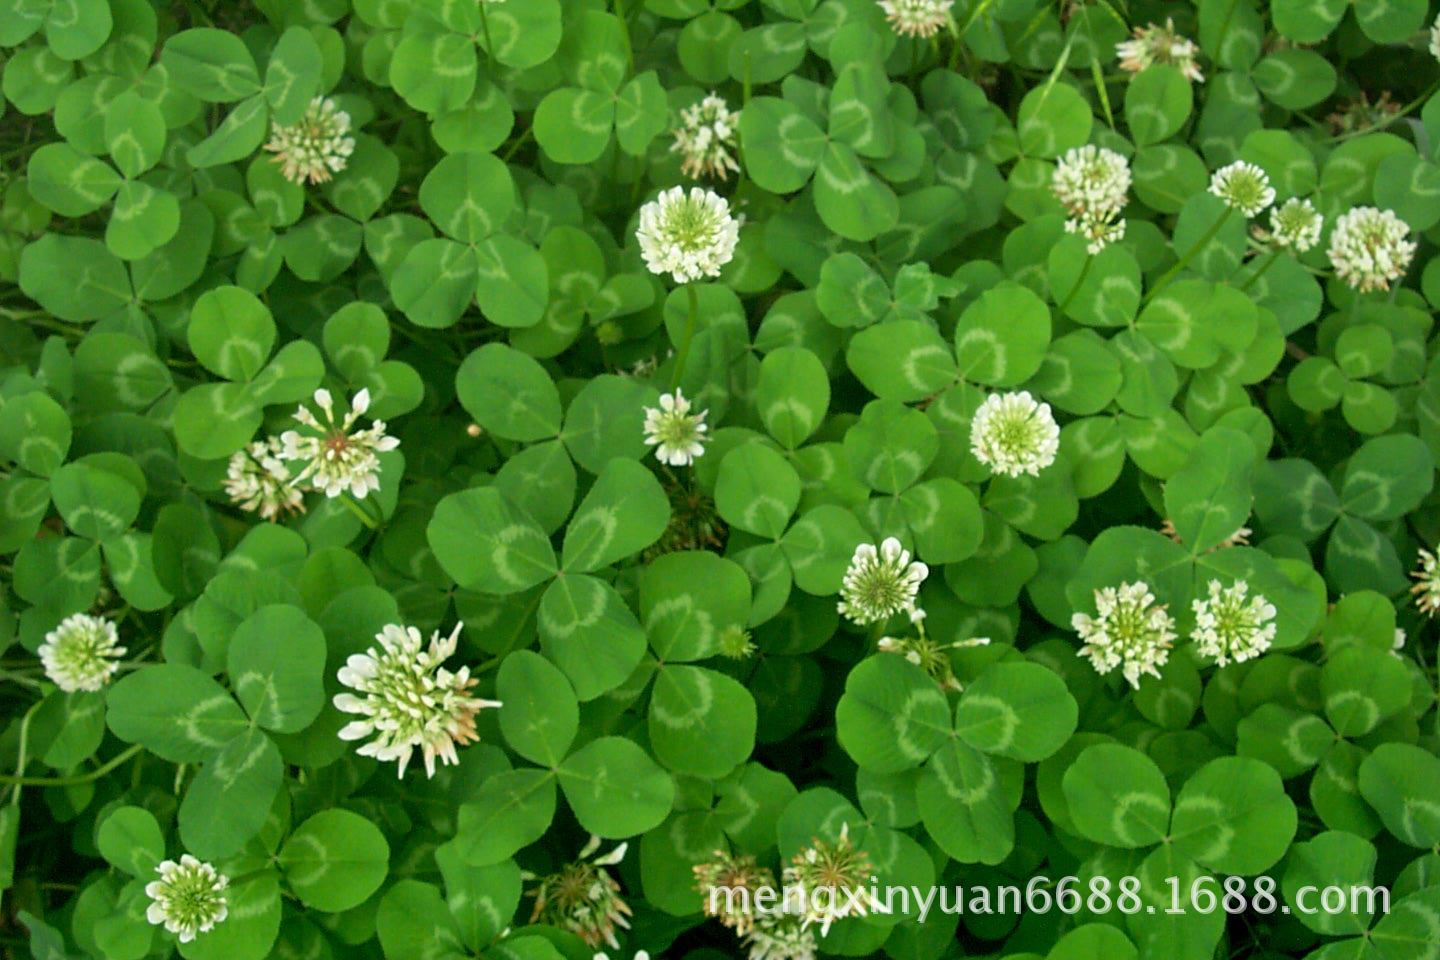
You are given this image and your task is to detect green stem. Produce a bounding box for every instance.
[9,701,41,804]
[477,1,496,76]
[612,0,635,75]
[474,587,547,673]
[17,314,83,339]
[668,284,701,392]
[1330,77,1440,144]
[1056,254,1093,315]
[1142,207,1233,306]
[0,671,43,690]
[182,0,213,26]
[1238,249,1282,293]
[340,494,378,529]
[502,125,534,162]
[1,743,143,790]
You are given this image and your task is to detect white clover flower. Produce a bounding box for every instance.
[1052,145,1130,220]
[280,388,399,500]
[970,391,1061,478]
[145,855,229,943]
[636,186,740,284]
[1208,161,1275,217]
[1116,18,1204,83]
[671,93,740,181]
[693,850,775,935]
[781,824,875,934]
[1064,211,1127,254]
[334,622,500,779]
[1190,579,1277,667]
[838,537,928,625]
[642,388,709,467]
[1052,147,1130,254]
[1269,197,1323,253]
[264,96,356,186]
[530,838,633,950]
[745,908,817,960]
[1073,581,1176,689]
[1431,11,1440,63]
[877,0,953,38]
[1328,206,1417,293]
[1412,546,1440,618]
[224,436,305,521]
[38,613,125,693]
[876,630,989,692]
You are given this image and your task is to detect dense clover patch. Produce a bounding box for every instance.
[4,2,1440,960]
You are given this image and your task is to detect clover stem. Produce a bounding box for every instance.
[1142,206,1233,306]
[612,0,635,76]
[475,586,547,674]
[478,1,496,77]
[502,125,534,162]
[0,671,43,690]
[8,701,40,805]
[867,619,889,648]
[1055,253,1093,315]
[1238,249,1281,293]
[1,742,143,791]
[668,284,701,391]
[341,493,378,530]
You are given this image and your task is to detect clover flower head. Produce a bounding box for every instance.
[744,907,817,960]
[280,388,400,500]
[672,93,741,181]
[876,629,989,692]
[38,613,125,693]
[1412,547,1440,618]
[642,388,709,467]
[145,855,229,943]
[1190,579,1276,667]
[1064,211,1127,254]
[1073,581,1176,688]
[264,96,355,185]
[1116,18,1204,82]
[1052,145,1131,220]
[530,839,633,950]
[1327,206,1416,293]
[636,186,740,284]
[970,390,1060,478]
[1431,11,1440,63]
[1269,197,1324,253]
[693,849,776,934]
[718,624,757,660]
[782,824,876,934]
[334,622,499,778]
[838,537,928,625]
[877,0,953,38]
[225,436,305,521]
[1208,161,1275,217]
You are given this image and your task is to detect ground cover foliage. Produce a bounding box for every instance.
[4,0,1440,959]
